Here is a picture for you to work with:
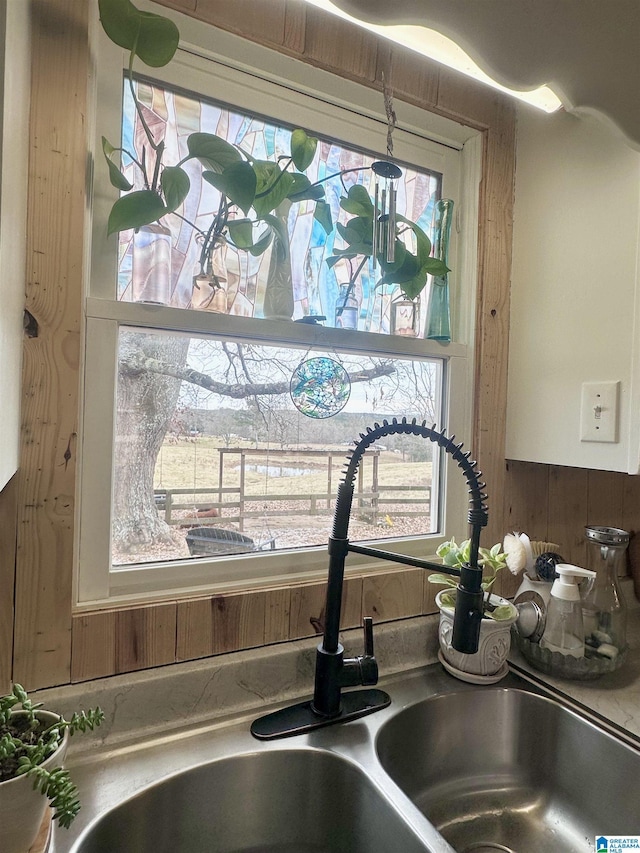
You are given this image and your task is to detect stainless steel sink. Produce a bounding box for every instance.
[57,664,640,853]
[376,686,640,853]
[69,748,434,853]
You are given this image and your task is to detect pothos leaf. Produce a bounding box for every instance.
[98,0,179,68]
[252,162,294,218]
[287,173,326,203]
[290,128,317,172]
[101,137,133,191]
[336,216,372,255]
[340,184,374,218]
[226,218,254,249]
[313,201,333,235]
[246,228,274,257]
[107,190,168,235]
[203,161,257,215]
[160,166,190,212]
[187,132,242,172]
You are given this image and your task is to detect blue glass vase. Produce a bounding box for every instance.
[425,198,454,341]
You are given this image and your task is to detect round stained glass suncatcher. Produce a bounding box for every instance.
[290,357,351,419]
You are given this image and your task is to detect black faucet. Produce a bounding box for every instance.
[251,418,488,740]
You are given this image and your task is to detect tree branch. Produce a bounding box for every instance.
[120,350,396,397]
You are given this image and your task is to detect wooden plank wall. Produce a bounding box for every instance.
[499,463,640,600]
[11,0,89,691]
[0,476,18,692]
[5,0,539,691]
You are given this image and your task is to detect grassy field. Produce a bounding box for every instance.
[154,436,433,508]
[112,436,435,564]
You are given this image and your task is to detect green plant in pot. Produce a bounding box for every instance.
[429,537,520,679]
[0,684,104,853]
[98,0,449,321]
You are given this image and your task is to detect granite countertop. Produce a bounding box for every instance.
[508,577,640,740]
[36,579,640,753]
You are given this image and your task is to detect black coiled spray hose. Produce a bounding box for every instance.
[323,417,488,655]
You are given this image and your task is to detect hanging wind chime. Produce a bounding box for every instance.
[372,74,402,269]
[374,75,420,336]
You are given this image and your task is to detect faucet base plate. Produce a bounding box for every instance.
[250,688,391,740]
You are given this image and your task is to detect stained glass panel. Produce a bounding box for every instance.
[118,79,442,334]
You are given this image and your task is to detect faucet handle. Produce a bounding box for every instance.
[363,616,374,657]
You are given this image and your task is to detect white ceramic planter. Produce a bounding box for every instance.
[436,589,518,677]
[0,710,68,853]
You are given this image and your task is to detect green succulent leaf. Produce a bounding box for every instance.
[314,200,334,235]
[98,0,179,68]
[438,590,457,610]
[426,573,458,588]
[203,161,257,215]
[101,137,133,191]
[187,132,242,172]
[107,190,168,235]
[340,184,374,218]
[160,166,190,212]
[488,604,516,622]
[290,128,318,171]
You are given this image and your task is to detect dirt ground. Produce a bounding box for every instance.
[113,501,429,565]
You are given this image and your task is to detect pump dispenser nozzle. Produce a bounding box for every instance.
[540,564,596,657]
[550,564,596,601]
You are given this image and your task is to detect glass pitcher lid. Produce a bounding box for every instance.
[585,525,629,546]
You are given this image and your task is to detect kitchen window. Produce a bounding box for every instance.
[78,6,480,607]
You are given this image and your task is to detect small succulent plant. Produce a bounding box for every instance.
[0,684,104,828]
[428,536,520,620]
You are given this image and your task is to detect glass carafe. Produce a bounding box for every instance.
[582,526,629,655]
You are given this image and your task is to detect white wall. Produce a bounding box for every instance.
[0,0,30,490]
[506,104,640,472]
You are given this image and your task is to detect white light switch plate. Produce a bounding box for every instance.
[580,381,619,442]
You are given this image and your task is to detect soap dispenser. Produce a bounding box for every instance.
[540,564,596,658]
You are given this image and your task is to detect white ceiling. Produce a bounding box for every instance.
[329,0,640,150]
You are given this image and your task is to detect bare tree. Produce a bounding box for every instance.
[113,334,398,553]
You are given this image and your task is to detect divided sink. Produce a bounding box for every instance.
[376,687,640,853]
[70,749,434,853]
[61,668,640,853]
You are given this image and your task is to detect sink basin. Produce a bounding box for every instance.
[376,687,640,853]
[70,748,434,853]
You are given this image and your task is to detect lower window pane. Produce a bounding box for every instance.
[112,328,443,568]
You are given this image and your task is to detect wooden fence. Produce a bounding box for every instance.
[155,447,431,531]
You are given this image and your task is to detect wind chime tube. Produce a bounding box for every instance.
[386,183,396,263]
[380,186,388,263]
[372,180,379,269]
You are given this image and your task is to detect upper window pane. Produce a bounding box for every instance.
[117,78,442,335]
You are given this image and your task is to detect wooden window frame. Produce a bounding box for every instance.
[10,0,516,691]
